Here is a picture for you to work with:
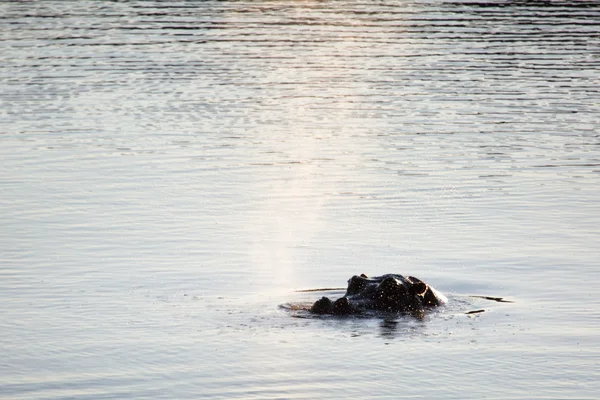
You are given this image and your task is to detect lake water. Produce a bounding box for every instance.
[1,1,599,398]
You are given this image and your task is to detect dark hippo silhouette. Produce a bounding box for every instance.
[310,274,447,316]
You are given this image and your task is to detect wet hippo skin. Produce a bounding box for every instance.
[310,274,447,316]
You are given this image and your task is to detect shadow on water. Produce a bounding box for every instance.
[280,291,513,339]
[279,302,428,339]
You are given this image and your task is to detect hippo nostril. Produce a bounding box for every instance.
[333,297,353,315]
[310,297,333,314]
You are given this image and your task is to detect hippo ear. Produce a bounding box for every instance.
[411,281,428,296]
[360,273,368,278]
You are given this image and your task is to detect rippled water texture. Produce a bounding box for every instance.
[1,1,599,399]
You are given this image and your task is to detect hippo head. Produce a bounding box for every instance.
[310,273,446,316]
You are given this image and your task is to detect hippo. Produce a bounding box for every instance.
[310,274,447,316]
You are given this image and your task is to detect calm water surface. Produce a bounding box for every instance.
[1,1,600,399]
